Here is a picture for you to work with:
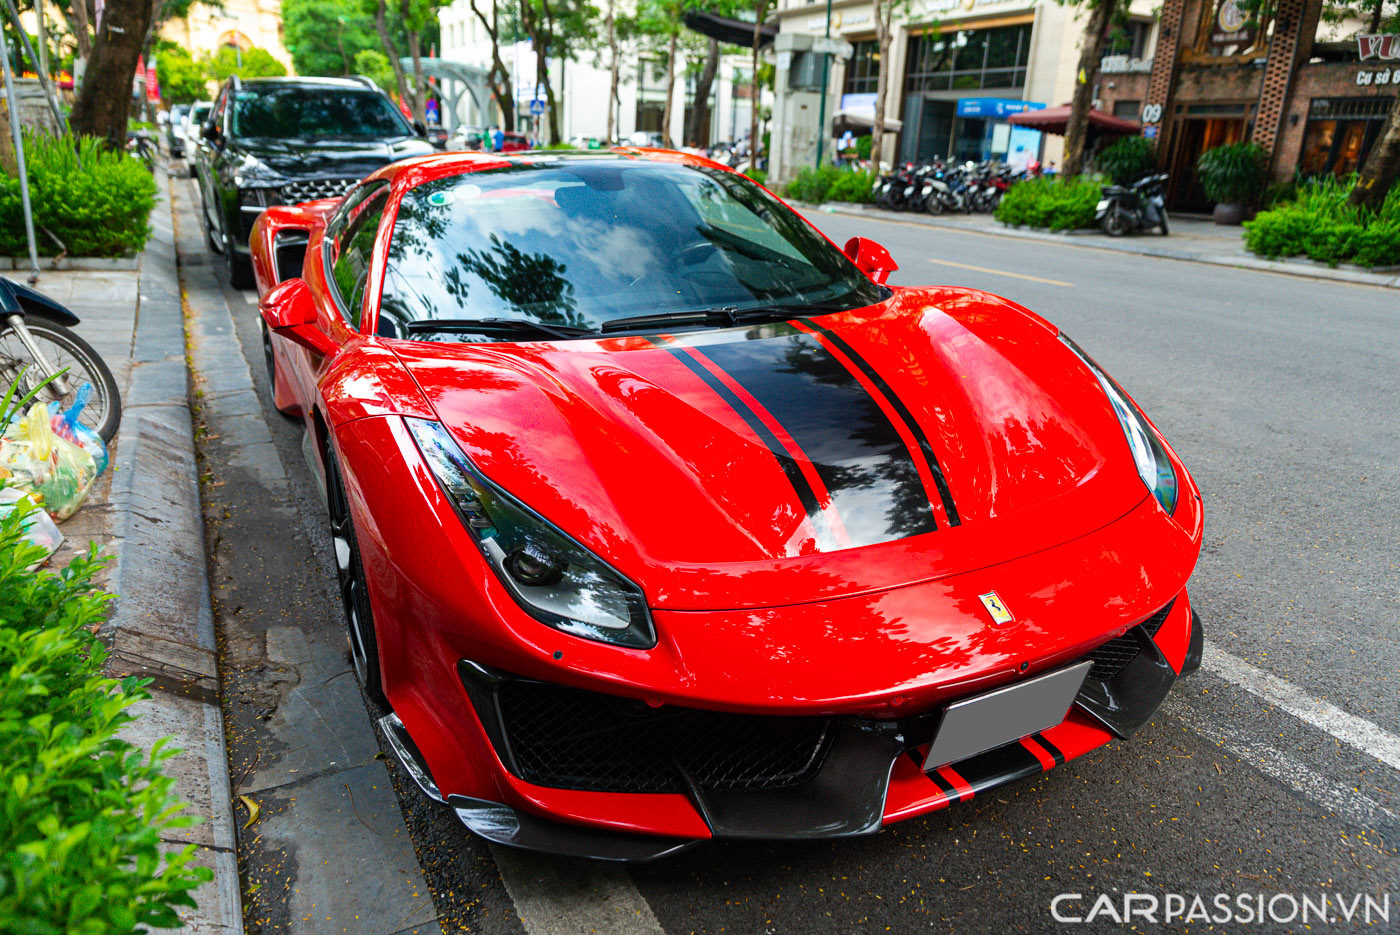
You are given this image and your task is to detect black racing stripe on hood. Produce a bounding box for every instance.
[695,331,939,547]
[799,318,961,527]
[654,341,830,540]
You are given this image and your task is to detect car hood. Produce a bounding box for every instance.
[237,136,435,179]
[388,287,1153,610]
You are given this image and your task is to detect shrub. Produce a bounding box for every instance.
[784,165,875,204]
[0,500,209,933]
[0,133,157,258]
[1094,136,1156,186]
[1196,141,1269,205]
[743,168,768,186]
[994,176,1104,230]
[1244,175,1400,268]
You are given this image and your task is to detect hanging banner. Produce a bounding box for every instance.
[1209,0,1254,48]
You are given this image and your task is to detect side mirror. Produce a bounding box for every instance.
[843,236,898,285]
[202,121,221,144]
[413,120,429,138]
[260,279,337,356]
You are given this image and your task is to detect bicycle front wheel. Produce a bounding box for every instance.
[0,315,122,442]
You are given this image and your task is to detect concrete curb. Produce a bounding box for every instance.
[820,202,1400,289]
[103,166,244,935]
[0,255,140,271]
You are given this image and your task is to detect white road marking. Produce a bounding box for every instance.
[490,845,666,935]
[1169,699,1400,830]
[1202,640,1400,772]
[926,257,1073,287]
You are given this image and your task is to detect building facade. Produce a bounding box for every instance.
[770,0,1163,182]
[160,0,293,72]
[437,1,760,146]
[1096,0,1396,210]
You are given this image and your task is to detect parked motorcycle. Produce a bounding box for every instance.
[0,277,122,442]
[1097,173,1170,237]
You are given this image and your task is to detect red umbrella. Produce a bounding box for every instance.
[1006,104,1141,137]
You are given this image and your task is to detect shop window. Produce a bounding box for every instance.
[906,24,1031,94]
[1108,20,1152,59]
[844,40,880,96]
[1113,100,1142,119]
[1299,97,1394,177]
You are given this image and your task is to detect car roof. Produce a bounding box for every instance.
[366,148,727,191]
[233,76,381,90]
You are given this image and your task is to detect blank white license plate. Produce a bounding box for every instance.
[924,660,1092,771]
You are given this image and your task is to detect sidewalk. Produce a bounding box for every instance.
[821,202,1400,289]
[33,167,243,934]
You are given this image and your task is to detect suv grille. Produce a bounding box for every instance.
[496,680,834,794]
[1085,601,1174,681]
[279,177,358,203]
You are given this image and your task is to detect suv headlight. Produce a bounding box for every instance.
[1060,336,1178,514]
[406,418,656,649]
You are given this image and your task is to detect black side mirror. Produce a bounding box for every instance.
[413,120,429,138]
[202,122,221,144]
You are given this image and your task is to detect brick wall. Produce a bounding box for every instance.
[1251,0,1322,166]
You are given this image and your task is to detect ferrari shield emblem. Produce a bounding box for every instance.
[978,591,1014,626]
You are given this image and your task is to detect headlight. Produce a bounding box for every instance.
[405,418,656,649]
[1060,336,1178,514]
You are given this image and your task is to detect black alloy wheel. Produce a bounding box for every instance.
[325,444,387,707]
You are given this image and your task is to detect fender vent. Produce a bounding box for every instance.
[495,680,834,794]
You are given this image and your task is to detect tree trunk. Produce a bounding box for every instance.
[606,0,619,143]
[871,0,892,170]
[1062,0,1115,178]
[1368,0,1382,33]
[540,0,560,143]
[0,97,16,175]
[1349,93,1400,210]
[688,36,719,148]
[69,0,93,62]
[471,0,514,130]
[749,0,768,166]
[400,0,427,123]
[70,0,153,145]
[660,26,678,148]
[376,0,415,118]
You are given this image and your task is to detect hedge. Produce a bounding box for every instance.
[994,176,1104,231]
[0,134,157,258]
[0,502,207,933]
[784,165,876,204]
[1244,176,1400,269]
[1094,136,1156,186]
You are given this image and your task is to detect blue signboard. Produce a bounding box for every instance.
[425,100,439,123]
[529,98,546,116]
[955,98,1047,118]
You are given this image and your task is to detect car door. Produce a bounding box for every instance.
[194,85,228,233]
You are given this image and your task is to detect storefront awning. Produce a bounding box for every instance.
[1006,104,1141,136]
[682,11,777,48]
[831,110,904,136]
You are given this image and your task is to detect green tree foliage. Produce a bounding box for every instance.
[354,48,397,91]
[283,0,383,76]
[204,45,287,81]
[0,498,209,933]
[153,40,209,104]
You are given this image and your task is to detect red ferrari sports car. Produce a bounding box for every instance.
[251,150,1204,860]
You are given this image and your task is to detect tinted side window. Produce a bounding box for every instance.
[329,188,388,329]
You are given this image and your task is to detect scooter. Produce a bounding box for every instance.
[0,277,122,442]
[1097,173,1170,236]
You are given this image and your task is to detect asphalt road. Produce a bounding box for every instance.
[181,180,1400,935]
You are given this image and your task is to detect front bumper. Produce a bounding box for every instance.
[384,601,1203,860]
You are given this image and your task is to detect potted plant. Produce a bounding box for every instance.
[1196,142,1269,225]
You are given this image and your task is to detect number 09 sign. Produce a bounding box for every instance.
[1141,103,1163,123]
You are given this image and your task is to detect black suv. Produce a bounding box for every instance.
[194,76,435,287]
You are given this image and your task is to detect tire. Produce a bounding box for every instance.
[325,445,387,708]
[224,226,255,290]
[0,315,122,442]
[925,195,945,215]
[1102,207,1130,237]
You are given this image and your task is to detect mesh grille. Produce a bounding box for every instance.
[1085,601,1174,681]
[497,680,834,794]
[279,177,359,204]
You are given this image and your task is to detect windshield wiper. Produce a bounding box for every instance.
[403,318,594,340]
[599,304,853,334]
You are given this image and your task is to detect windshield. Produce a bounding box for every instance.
[231,87,411,140]
[378,158,883,339]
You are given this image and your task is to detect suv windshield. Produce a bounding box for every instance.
[232,86,410,140]
[378,158,883,338]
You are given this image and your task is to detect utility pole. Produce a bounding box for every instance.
[814,0,833,168]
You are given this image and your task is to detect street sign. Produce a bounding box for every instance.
[425,99,439,123]
[529,99,545,116]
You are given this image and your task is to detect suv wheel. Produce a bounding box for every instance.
[223,226,255,289]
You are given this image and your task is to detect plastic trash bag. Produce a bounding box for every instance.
[0,486,63,562]
[49,384,109,475]
[0,402,98,520]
